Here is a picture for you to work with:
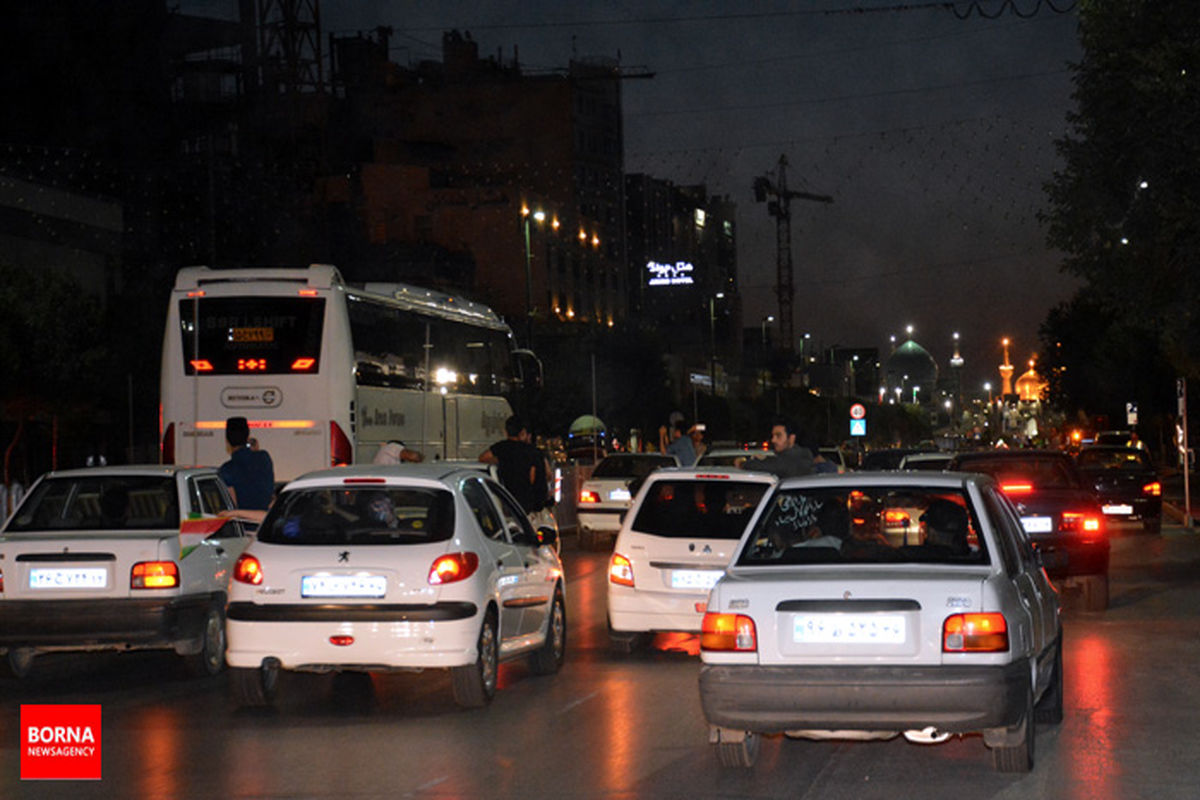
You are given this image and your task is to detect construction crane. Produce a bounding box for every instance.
[753,154,832,353]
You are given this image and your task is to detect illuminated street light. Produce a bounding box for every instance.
[521,205,547,346]
[709,292,725,396]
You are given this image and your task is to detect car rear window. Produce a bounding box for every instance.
[630,479,769,540]
[258,487,455,545]
[7,476,179,532]
[1077,449,1152,470]
[591,455,675,479]
[954,456,1080,489]
[736,485,990,566]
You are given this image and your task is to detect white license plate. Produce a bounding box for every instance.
[792,614,906,644]
[609,488,632,501]
[1021,516,1053,533]
[301,574,387,598]
[670,569,722,590]
[29,567,108,590]
[1102,504,1134,515]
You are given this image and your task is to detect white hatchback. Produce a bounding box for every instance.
[577,453,679,550]
[607,469,776,652]
[225,464,566,708]
[0,465,250,678]
[699,471,1062,772]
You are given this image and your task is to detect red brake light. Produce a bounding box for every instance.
[331,420,353,467]
[700,612,757,652]
[1143,481,1161,497]
[1,568,5,594]
[1061,511,1103,535]
[579,490,600,504]
[233,554,264,585]
[131,561,179,589]
[609,553,634,587]
[428,552,480,585]
[329,635,354,646]
[298,288,319,297]
[943,613,1008,652]
[1000,482,1033,495]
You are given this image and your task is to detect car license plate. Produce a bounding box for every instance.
[29,567,108,590]
[1021,516,1053,533]
[609,488,631,501]
[301,574,387,598]
[1102,504,1134,515]
[670,569,722,590]
[792,614,906,644]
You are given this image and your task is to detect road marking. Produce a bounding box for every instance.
[406,775,448,796]
[559,691,599,714]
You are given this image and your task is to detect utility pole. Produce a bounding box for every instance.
[753,155,832,353]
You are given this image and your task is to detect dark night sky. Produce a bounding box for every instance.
[187,0,1083,392]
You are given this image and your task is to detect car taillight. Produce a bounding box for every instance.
[331,420,353,467]
[1060,511,1103,535]
[131,561,179,589]
[609,553,634,587]
[943,613,1008,652]
[884,509,910,526]
[428,552,480,585]
[233,554,264,585]
[1000,482,1034,495]
[701,612,757,652]
[579,490,600,504]
[0,568,5,594]
[1143,481,1161,497]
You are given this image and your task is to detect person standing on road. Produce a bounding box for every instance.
[659,420,699,466]
[218,416,275,511]
[480,415,549,514]
[743,418,815,479]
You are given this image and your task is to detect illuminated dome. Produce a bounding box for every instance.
[885,339,939,400]
[1016,364,1047,402]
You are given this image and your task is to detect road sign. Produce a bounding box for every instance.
[849,403,866,420]
[850,419,866,437]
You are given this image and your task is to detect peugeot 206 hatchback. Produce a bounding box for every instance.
[225,464,565,709]
[0,465,250,679]
[607,469,776,652]
[699,471,1062,773]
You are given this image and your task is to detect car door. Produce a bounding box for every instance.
[180,474,249,596]
[483,479,555,638]
[982,486,1054,654]
[460,477,527,643]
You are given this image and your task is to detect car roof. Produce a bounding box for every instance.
[284,463,488,490]
[39,464,219,479]
[644,467,778,484]
[775,470,984,491]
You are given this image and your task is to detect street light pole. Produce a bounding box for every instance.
[521,206,545,347]
[760,315,774,394]
[709,292,724,396]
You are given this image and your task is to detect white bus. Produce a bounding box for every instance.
[160,264,539,480]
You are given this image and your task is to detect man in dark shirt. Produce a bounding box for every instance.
[218,416,275,511]
[480,415,549,514]
[743,418,815,479]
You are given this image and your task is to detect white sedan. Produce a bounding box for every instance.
[225,464,566,708]
[699,471,1062,772]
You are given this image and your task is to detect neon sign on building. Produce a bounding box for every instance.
[646,260,695,287]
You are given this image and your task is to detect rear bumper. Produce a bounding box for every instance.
[0,595,212,651]
[608,588,708,633]
[699,660,1030,734]
[577,509,625,533]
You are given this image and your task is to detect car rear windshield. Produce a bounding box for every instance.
[954,456,1080,489]
[7,476,180,532]
[257,487,455,545]
[1077,449,1152,470]
[630,479,770,540]
[591,455,675,479]
[735,485,990,566]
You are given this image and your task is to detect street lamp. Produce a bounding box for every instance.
[984,381,993,405]
[521,205,546,346]
[801,331,811,364]
[760,315,775,393]
[913,385,921,404]
[709,292,725,396]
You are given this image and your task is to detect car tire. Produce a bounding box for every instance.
[1082,574,1109,612]
[231,661,280,708]
[1035,635,1064,725]
[715,731,760,768]
[1143,516,1162,534]
[992,687,1035,772]
[183,604,227,678]
[452,610,498,708]
[530,588,566,675]
[1,648,36,679]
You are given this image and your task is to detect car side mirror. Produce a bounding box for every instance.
[536,525,559,550]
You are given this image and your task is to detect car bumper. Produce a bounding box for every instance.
[699,660,1030,734]
[225,601,481,670]
[577,509,625,533]
[608,588,709,633]
[0,596,211,650]
[1098,496,1161,521]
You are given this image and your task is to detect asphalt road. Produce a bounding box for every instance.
[2,523,1199,799]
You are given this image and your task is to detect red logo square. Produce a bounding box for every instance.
[20,704,102,781]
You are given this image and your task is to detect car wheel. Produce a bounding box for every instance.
[1143,516,1162,534]
[530,588,566,675]
[1035,635,1064,724]
[452,610,498,708]
[231,661,280,708]
[1082,574,1109,612]
[184,605,227,678]
[1,648,36,679]
[992,687,1035,772]
[714,731,760,768]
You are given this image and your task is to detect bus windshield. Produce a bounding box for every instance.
[179,296,325,375]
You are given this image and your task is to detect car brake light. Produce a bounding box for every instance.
[0,568,5,594]
[131,561,179,589]
[330,635,354,646]
[233,554,264,585]
[1000,482,1034,495]
[700,612,757,652]
[1061,511,1103,535]
[428,552,480,585]
[884,509,910,526]
[943,613,1008,652]
[609,553,634,587]
[579,490,600,504]
[1143,481,1161,497]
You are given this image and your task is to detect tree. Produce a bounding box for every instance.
[1042,0,1200,377]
